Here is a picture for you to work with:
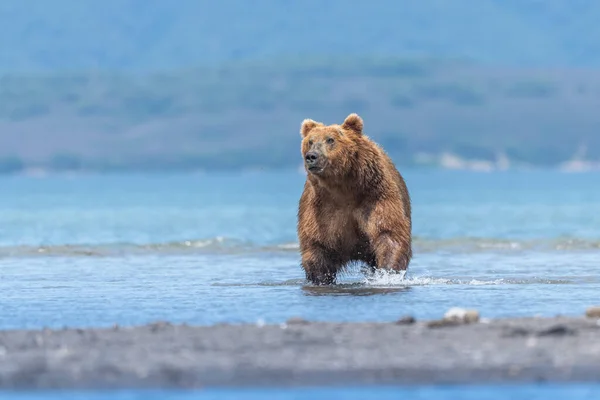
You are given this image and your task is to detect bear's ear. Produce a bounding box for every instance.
[300,118,320,137]
[342,113,363,135]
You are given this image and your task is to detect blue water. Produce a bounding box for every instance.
[2,384,600,399]
[1,169,600,398]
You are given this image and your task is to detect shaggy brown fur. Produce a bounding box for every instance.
[297,113,412,285]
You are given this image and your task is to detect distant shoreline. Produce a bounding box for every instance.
[2,161,600,178]
[2,57,600,175]
[1,312,600,389]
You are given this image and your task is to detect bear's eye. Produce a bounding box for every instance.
[308,140,313,146]
[326,137,334,144]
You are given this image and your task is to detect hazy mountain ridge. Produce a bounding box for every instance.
[1,58,599,173]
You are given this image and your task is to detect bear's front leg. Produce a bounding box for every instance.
[364,202,412,273]
[371,233,411,272]
[300,244,341,285]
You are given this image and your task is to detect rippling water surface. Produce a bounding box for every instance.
[4,384,600,400]
[1,170,599,330]
[2,170,600,398]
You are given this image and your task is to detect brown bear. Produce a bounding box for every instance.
[297,113,412,285]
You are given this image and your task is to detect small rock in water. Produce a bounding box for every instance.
[585,306,600,319]
[396,315,416,325]
[443,307,480,324]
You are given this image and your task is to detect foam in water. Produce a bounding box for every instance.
[357,269,515,287]
[360,269,451,286]
[218,271,562,289]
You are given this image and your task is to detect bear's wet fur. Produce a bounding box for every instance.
[297,113,412,285]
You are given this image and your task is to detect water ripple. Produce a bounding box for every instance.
[211,273,593,290]
[2,236,600,258]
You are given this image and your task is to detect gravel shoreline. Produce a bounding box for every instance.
[1,312,600,389]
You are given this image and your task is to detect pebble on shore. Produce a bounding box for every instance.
[2,314,600,389]
[444,307,480,323]
[427,307,480,328]
[585,306,600,319]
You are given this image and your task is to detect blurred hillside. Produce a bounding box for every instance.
[1,0,599,173]
[2,0,600,70]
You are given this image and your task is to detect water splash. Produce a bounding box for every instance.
[211,271,583,292]
[361,270,465,287]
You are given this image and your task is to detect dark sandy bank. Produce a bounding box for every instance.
[1,311,600,389]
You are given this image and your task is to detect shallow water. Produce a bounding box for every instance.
[1,170,600,396]
[3,384,600,400]
[1,170,599,330]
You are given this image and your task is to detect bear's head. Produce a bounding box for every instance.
[299,113,364,179]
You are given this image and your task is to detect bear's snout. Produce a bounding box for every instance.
[305,151,319,165]
[304,150,325,173]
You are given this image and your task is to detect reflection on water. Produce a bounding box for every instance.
[301,284,412,297]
